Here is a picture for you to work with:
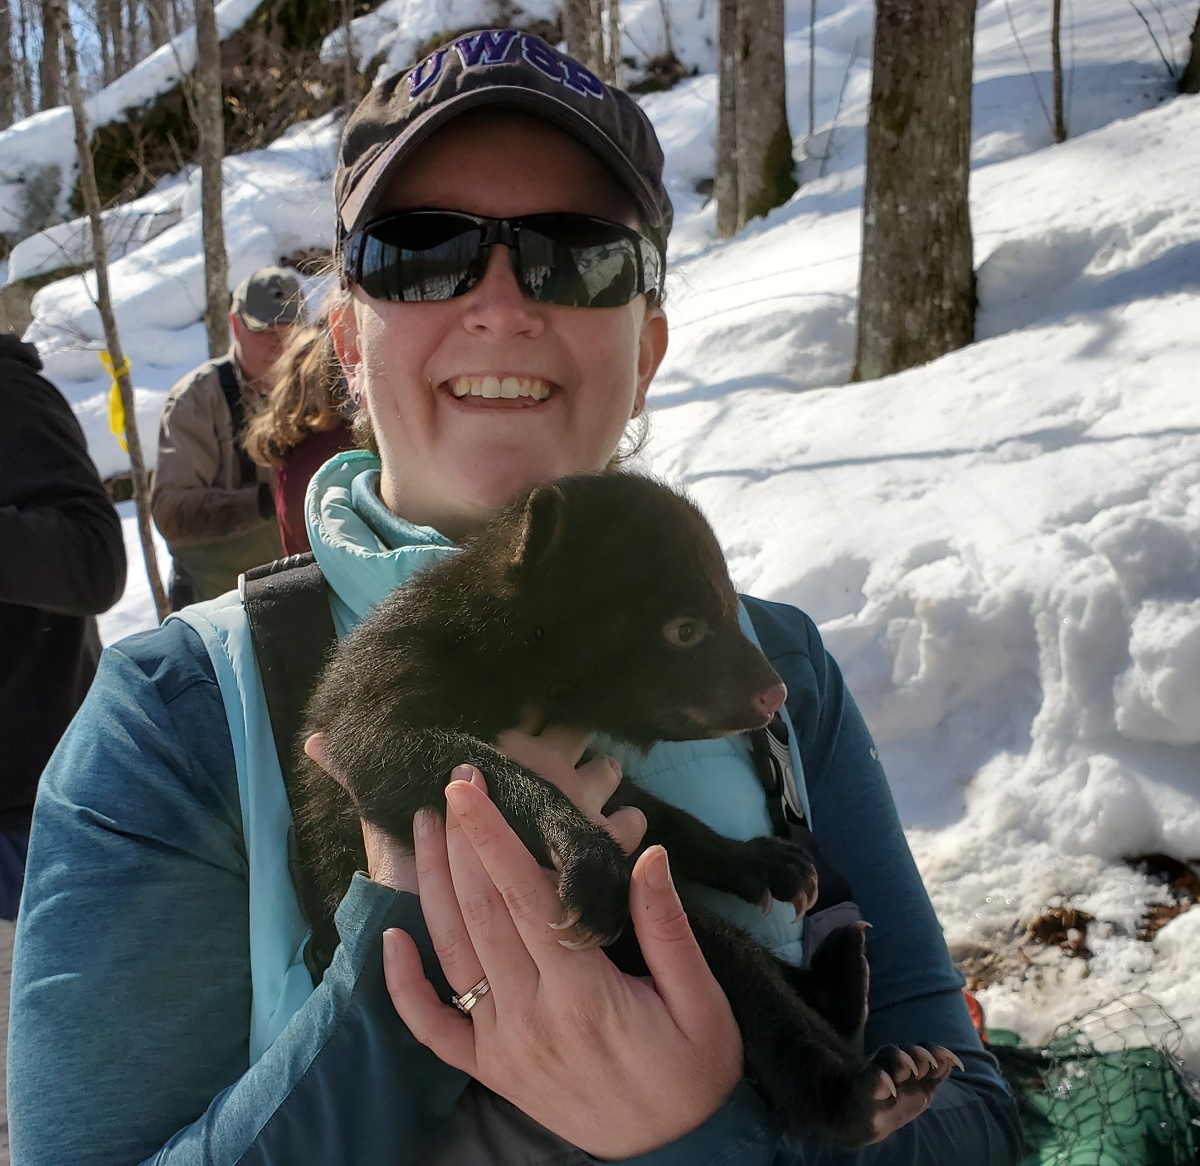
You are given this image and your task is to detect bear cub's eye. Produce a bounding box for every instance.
[663,616,710,649]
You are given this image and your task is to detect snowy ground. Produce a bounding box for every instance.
[7,0,1200,1073]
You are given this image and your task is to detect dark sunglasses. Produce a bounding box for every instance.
[342,210,664,309]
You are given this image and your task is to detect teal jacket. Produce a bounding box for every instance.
[8,453,1021,1165]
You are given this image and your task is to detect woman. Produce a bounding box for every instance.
[242,316,355,555]
[8,31,1021,1166]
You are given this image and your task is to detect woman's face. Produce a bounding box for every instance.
[331,113,668,540]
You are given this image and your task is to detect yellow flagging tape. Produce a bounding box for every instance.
[101,350,132,453]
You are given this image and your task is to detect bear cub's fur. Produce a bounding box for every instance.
[294,471,955,1146]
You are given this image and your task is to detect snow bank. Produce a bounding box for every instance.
[0,0,263,245]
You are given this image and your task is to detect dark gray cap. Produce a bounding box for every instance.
[231,266,309,330]
[335,30,673,255]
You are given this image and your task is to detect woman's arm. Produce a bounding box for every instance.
[8,621,467,1166]
[749,598,1023,1165]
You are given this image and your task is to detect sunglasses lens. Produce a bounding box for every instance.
[358,213,483,302]
[517,217,642,308]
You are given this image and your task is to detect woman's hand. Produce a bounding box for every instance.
[384,769,744,1159]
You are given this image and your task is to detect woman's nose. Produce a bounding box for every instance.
[460,245,546,338]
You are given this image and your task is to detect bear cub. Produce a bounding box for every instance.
[295,471,959,1146]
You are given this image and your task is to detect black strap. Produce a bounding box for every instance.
[241,554,337,800]
[215,358,259,487]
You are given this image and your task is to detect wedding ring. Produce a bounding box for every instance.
[452,976,491,1015]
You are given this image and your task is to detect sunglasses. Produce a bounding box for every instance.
[342,210,664,308]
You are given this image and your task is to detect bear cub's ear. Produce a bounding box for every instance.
[511,483,568,582]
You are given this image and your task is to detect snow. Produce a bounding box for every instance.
[0,0,263,244]
[13,0,1198,1070]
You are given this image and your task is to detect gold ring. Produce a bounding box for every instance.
[452,976,491,1015]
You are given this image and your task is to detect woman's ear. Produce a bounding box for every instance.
[634,303,668,416]
[329,295,363,403]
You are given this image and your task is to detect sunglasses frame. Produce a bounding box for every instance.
[342,209,664,307]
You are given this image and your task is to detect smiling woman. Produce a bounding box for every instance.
[330,108,668,539]
[7,27,1021,1166]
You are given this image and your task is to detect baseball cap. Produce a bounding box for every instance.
[335,30,673,255]
[231,267,310,331]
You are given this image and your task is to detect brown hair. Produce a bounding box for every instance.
[244,314,351,468]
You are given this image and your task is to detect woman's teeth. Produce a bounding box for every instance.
[448,375,552,400]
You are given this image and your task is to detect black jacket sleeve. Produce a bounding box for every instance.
[0,336,127,616]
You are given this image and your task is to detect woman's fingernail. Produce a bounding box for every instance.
[450,764,476,784]
[383,928,400,962]
[445,782,469,815]
[646,846,671,890]
[414,808,434,838]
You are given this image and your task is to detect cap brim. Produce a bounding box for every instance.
[339,86,664,241]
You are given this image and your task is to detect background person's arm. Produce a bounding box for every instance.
[0,361,125,616]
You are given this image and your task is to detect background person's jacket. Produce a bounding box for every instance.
[151,352,281,599]
[0,333,126,831]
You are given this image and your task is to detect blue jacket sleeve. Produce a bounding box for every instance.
[8,622,469,1166]
[7,620,782,1166]
[745,597,1023,1166]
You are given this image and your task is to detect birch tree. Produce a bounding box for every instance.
[194,0,230,356]
[715,0,796,238]
[52,0,169,622]
[853,0,976,381]
[562,0,620,83]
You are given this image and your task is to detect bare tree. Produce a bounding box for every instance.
[0,0,14,129]
[40,0,61,108]
[1051,0,1066,142]
[52,0,169,622]
[147,0,170,47]
[715,0,740,237]
[194,0,230,356]
[339,0,356,117]
[1182,5,1200,93]
[854,0,976,381]
[715,0,797,238]
[562,0,619,83]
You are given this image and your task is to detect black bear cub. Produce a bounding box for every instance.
[295,471,958,1146]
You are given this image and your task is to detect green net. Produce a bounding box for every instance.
[988,995,1200,1166]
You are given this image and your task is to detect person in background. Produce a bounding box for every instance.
[151,266,309,607]
[242,313,355,555]
[0,333,126,919]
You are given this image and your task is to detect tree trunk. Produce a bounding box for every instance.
[853,0,977,382]
[339,0,356,116]
[1181,6,1200,94]
[715,0,739,237]
[146,0,169,46]
[194,0,230,356]
[603,0,621,86]
[1051,0,1066,142]
[52,0,169,623]
[735,0,795,224]
[39,0,61,108]
[716,0,796,238]
[0,0,14,129]
[562,0,605,77]
[808,0,817,139]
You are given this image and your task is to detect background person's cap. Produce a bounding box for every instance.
[335,30,673,255]
[231,267,309,330]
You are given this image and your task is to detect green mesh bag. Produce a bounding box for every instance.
[986,996,1200,1166]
